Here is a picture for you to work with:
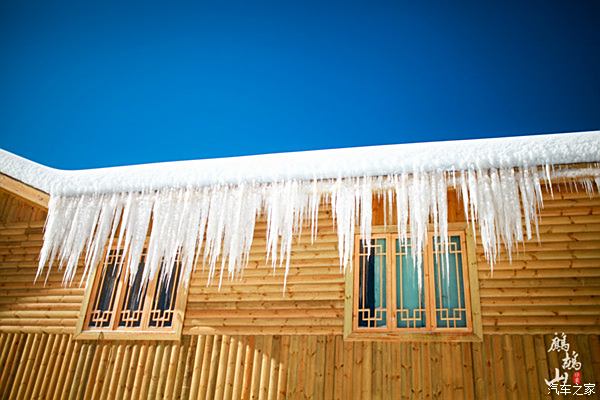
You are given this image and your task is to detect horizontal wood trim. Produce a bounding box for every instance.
[0,173,49,209]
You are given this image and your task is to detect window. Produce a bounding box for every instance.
[344,227,482,341]
[75,249,187,340]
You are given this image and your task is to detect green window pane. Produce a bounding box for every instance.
[395,239,426,328]
[433,236,467,328]
[358,239,387,328]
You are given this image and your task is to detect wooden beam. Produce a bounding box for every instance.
[0,173,49,209]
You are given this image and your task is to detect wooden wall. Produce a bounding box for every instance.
[0,220,83,334]
[185,209,343,336]
[188,188,600,336]
[186,188,600,336]
[0,189,47,224]
[0,180,599,398]
[0,186,599,335]
[478,189,600,334]
[1,332,599,399]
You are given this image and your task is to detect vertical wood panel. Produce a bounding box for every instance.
[483,336,496,400]
[512,336,528,399]
[589,335,600,382]
[502,336,518,400]
[250,335,263,400]
[533,336,549,400]
[266,336,280,400]
[139,343,156,400]
[276,336,289,400]
[351,341,362,400]
[123,344,141,400]
[91,342,110,400]
[157,343,173,399]
[461,342,475,399]
[332,336,344,400]
[400,343,411,399]
[241,336,255,400]
[78,343,97,399]
[576,334,593,386]
[544,335,560,400]
[492,336,507,400]
[361,341,372,400]
[471,340,486,399]
[258,335,272,400]
[341,342,354,399]
[521,335,539,399]
[223,336,238,400]
[178,337,194,400]
[22,333,46,399]
[231,337,246,400]
[451,343,465,399]
[9,332,34,399]
[430,342,442,399]
[0,332,599,399]
[188,335,205,400]
[214,334,230,400]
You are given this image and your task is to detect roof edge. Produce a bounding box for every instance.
[0,173,50,208]
[1,130,599,196]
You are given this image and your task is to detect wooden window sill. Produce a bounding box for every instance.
[73,329,182,341]
[344,330,482,342]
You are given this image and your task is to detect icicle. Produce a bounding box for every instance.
[579,178,595,196]
[407,173,430,293]
[331,178,357,273]
[408,173,430,270]
[359,177,373,253]
[264,180,311,290]
[435,171,449,282]
[394,173,409,245]
[309,179,320,243]
[37,196,65,283]
[179,189,207,287]
[386,186,394,229]
[36,163,600,293]
[80,193,121,286]
[544,163,554,198]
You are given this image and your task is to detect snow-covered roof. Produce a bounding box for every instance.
[3,129,599,289]
[1,130,599,196]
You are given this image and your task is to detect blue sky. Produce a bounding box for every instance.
[1,1,598,169]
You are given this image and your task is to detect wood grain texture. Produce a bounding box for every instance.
[0,332,596,399]
[1,187,598,335]
[0,175,49,213]
[0,180,599,399]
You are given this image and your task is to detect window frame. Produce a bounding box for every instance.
[344,223,482,342]
[75,246,188,341]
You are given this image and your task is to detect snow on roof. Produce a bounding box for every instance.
[4,129,598,290]
[1,130,599,196]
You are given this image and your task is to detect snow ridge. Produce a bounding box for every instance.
[2,130,599,195]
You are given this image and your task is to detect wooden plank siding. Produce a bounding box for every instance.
[0,189,47,224]
[0,181,599,398]
[0,332,598,399]
[1,187,598,335]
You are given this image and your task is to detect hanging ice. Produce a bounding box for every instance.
[34,163,600,291]
[0,130,592,289]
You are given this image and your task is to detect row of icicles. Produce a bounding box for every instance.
[36,165,600,292]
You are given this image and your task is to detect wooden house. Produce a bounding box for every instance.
[0,131,599,399]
